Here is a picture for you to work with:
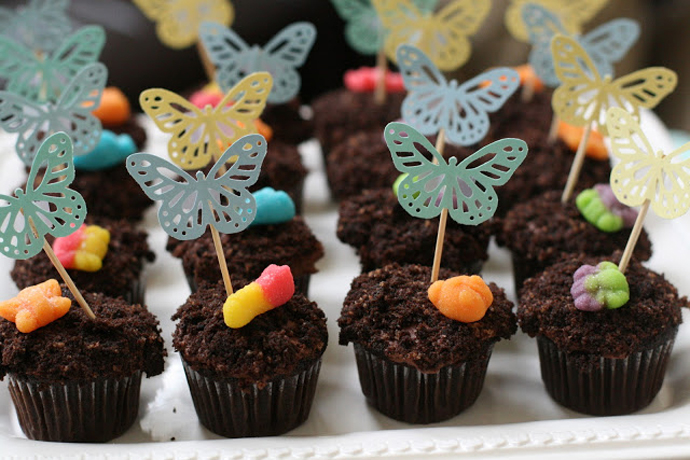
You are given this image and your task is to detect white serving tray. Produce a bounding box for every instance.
[0,112,689,459]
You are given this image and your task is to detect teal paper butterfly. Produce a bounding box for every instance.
[523,3,639,88]
[0,25,105,103]
[0,0,71,54]
[330,0,437,55]
[0,131,86,260]
[200,21,316,104]
[126,134,267,240]
[0,62,106,166]
[385,122,527,224]
[397,44,520,147]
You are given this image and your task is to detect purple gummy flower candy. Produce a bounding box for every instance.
[571,264,601,311]
[594,184,638,228]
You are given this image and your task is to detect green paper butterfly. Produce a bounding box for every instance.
[0,131,86,260]
[0,62,106,166]
[385,122,527,225]
[0,0,72,54]
[0,25,105,103]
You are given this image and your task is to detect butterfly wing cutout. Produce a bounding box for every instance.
[0,132,86,259]
[134,0,234,49]
[140,72,271,170]
[399,45,519,146]
[506,0,607,42]
[331,0,384,55]
[0,0,71,53]
[522,3,568,88]
[606,107,690,219]
[199,21,250,92]
[551,35,677,135]
[0,37,44,101]
[580,18,640,80]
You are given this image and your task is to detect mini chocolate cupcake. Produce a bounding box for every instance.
[11,219,155,304]
[172,278,327,437]
[338,188,491,274]
[252,140,307,214]
[519,253,687,415]
[0,286,165,442]
[261,99,314,145]
[339,264,516,423]
[497,189,652,293]
[167,216,323,295]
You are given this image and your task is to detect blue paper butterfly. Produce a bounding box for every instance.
[200,21,316,104]
[0,131,86,260]
[523,3,639,88]
[385,122,527,225]
[0,25,105,103]
[0,0,71,53]
[0,62,106,166]
[126,134,267,240]
[397,44,520,146]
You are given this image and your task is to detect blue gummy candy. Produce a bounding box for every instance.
[251,187,296,226]
[74,131,136,171]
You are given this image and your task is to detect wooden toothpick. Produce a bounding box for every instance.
[618,200,649,274]
[561,121,592,203]
[374,47,387,105]
[429,128,447,284]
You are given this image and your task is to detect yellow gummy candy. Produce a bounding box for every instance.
[83,226,110,258]
[223,283,273,329]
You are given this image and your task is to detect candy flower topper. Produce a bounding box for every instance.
[0,25,105,103]
[140,71,272,170]
[606,106,690,273]
[385,122,527,281]
[0,0,72,54]
[398,44,520,147]
[133,0,234,49]
[520,3,639,89]
[0,279,72,333]
[127,133,267,295]
[551,34,677,202]
[505,0,608,43]
[200,21,316,105]
[0,131,94,318]
[0,62,106,166]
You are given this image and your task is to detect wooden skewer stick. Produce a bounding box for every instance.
[208,217,234,297]
[430,128,447,284]
[561,121,592,203]
[547,113,559,145]
[618,200,650,274]
[520,78,535,103]
[374,47,387,105]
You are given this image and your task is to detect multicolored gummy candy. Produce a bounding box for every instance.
[571,261,630,312]
[428,275,493,323]
[53,224,110,272]
[223,264,295,328]
[576,184,639,232]
[0,279,71,333]
[344,67,405,93]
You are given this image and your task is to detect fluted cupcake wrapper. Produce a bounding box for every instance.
[182,358,322,438]
[353,344,493,424]
[8,371,142,442]
[125,278,146,306]
[537,327,678,416]
[185,274,312,298]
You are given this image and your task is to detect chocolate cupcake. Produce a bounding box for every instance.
[497,190,652,293]
[253,140,308,214]
[167,216,323,295]
[0,287,165,442]
[261,99,314,145]
[11,219,155,304]
[519,253,687,415]
[337,188,491,274]
[339,264,516,423]
[172,279,327,437]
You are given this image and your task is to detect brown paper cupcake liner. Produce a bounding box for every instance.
[511,254,543,299]
[182,358,322,438]
[537,327,678,415]
[353,343,493,424]
[186,273,312,298]
[125,278,146,305]
[8,371,142,442]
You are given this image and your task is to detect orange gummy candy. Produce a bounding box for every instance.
[93,87,131,127]
[514,64,544,93]
[558,121,608,160]
[0,280,71,333]
[428,275,493,323]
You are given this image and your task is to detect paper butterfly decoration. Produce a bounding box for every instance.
[330,0,438,55]
[372,0,491,71]
[606,107,690,220]
[0,62,106,166]
[0,0,71,53]
[0,131,86,260]
[133,0,234,49]
[398,44,520,146]
[551,35,677,136]
[200,21,316,104]
[126,134,266,240]
[140,72,272,170]
[522,3,638,88]
[0,25,105,103]
[505,0,608,43]
[385,122,527,224]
